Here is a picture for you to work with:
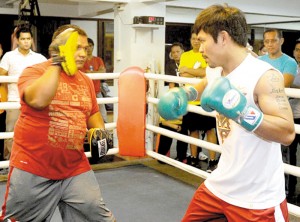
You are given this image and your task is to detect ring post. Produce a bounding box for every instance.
[117,66,146,156]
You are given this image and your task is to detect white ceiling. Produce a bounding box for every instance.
[2,0,300,30]
[167,0,300,30]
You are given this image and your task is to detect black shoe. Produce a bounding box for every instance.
[206,159,218,173]
[287,193,297,204]
[190,156,199,168]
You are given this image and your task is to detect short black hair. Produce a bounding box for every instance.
[194,4,248,47]
[263,29,283,39]
[170,42,184,51]
[16,27,32,39]
[88,38,94,46]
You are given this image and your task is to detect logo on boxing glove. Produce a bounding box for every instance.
[243,107,262,125]
[97,138,108,158]
[222,89,241,109]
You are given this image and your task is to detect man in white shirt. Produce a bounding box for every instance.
[0,26,47,160]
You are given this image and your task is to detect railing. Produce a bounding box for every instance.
[0,72,300,218]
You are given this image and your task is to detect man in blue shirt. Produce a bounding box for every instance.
[260,29,297,87]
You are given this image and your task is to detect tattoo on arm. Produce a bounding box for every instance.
[275,95,289,110]
[269,73,289,110]
[269,73,281,83]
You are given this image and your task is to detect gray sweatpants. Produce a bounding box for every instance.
[1,168,115,222]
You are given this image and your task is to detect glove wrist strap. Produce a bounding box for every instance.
[184,85,198,101]
[239,106,263,132]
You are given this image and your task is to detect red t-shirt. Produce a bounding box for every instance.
[82,56,105,94]
[10,60,99,179]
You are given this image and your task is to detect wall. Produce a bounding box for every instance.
[71,19,98,56]
[113,2,166,73]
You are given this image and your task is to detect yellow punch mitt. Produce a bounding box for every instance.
[88,128,113,163]
[49,28,79,76]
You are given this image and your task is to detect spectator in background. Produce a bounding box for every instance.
[260,29,297,87]
[11,26,37,51]
[82,38,108,122]
[165,42,184,88]
[177,30,218,169]
[157,42,185,161]
[258,44,268,56]
[0,27,46,161]
[286,38,300,202]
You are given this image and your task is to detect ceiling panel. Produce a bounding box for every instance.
[2,0,300,30]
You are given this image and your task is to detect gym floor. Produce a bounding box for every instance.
[0,156,203,222]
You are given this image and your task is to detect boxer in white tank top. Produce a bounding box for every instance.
[179,5,295,222]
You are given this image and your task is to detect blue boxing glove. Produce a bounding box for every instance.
[201,77,263,131]
[158,85,198,120]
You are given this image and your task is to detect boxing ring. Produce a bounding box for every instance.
[0,68,300,219]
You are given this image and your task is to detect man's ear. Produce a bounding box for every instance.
[217,31,226,45]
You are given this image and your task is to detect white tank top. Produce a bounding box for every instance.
[205,54,286,209]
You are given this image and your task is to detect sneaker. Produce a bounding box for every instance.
[206,159,218,173]
[190,156,200,168]
[199,152,208,161]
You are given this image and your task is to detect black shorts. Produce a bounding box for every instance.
[182,110,216,132]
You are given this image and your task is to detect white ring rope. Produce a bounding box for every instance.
[0,76,18,83]
[0,102,20,110]
[146,150,210,179]
[147,97,216,118]
[97,97,118,105]
[0,73,120,83]
[146,124,222,153]
[285,88,300,99]
[145,73,202,85]
[0,122,117,168]
[1,72,300,217]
